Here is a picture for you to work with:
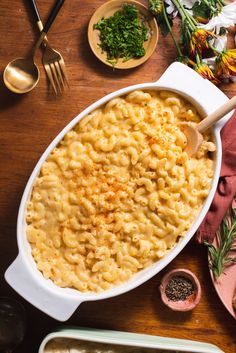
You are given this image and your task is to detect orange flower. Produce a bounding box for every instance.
[194,62,220,85]
[215,49,236,78]
[190,29,215,56]
[194,16,209,24]
[149,0,163,15]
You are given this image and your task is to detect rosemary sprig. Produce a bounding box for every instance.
[204,202,236,278]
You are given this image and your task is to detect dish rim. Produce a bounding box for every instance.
[38,326,225,353]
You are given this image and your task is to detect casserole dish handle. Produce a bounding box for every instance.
[5,254,80,321]
[157,62,233,131]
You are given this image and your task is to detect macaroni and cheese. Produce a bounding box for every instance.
[26,90,215,292]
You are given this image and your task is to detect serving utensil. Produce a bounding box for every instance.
[3,0,64,94]
[182,95,236,156]
[30,0,68,94]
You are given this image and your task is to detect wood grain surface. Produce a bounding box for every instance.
[0,1,236,353]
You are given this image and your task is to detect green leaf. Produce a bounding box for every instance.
[156,12,172,37]
[179,19,190,54]
[219,28,227,36]
[191,2,211,20]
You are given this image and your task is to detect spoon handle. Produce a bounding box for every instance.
[198,95,236,133]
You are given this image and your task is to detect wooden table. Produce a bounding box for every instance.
[0,1,236,352]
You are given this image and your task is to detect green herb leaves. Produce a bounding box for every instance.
[191,0,223,20]
[205,202,236,278]
[94,4,148,64]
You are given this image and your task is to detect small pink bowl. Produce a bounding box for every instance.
[159,269,201,311]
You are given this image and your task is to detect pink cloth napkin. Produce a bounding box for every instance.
[195,110,236,243]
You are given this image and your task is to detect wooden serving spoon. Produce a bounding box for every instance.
[181,95,236,156]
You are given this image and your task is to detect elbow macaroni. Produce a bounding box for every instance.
[26,90,215,292]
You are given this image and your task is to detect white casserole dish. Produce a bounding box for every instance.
[38,326,225,353]
[5,63,234,321]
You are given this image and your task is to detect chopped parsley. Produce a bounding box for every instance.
[94,4,149,65]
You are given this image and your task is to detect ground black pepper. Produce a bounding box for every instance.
[165,275,195,301]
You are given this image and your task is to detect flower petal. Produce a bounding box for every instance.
[202,57,216,70]
[190,29,215,56]
[211,34,227,52]
[180,0,196,9]
[215,49,236,77]
[198,2,236,34]
[194,62,219,84]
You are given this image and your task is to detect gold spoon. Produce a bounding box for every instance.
[3,0,64,94]
[181,95,236,156]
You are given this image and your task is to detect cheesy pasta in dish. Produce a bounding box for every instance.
[26,90,215,292]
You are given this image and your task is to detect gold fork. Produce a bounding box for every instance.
[31,0,68,94]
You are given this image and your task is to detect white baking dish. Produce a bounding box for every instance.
[38,326,225,353]
[5,63,234,321]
